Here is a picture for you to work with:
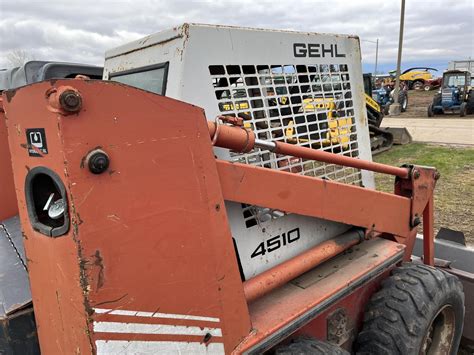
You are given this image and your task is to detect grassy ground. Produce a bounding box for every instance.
[373,143,474,244]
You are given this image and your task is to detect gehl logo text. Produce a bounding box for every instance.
[293,43,346,58]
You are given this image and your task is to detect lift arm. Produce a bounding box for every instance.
[208,120,438,266]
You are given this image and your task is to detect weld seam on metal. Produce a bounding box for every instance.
[0,223,27,270]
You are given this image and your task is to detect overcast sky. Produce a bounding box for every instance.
[1,0,473,72]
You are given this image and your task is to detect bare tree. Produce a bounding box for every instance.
[5,50,35,67]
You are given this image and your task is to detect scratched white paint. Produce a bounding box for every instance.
[94,308,220,323]
[95,340,225,354]
[93,321,222,337]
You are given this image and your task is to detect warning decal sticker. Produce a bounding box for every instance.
[26,128,48,157]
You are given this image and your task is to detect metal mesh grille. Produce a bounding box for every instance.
[209,64,363,227]
[442,89,453,101]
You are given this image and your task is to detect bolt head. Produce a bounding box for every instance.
[59,90,82,112]
[413,169,420,179]
[87,150,109,174]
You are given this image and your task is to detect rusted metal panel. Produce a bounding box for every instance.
[0,101,17,221]
[4,79,251,354]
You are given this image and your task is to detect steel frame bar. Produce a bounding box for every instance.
[217,160,412,238]
[243,229,363,302]
[272,141,409,178]
[208,121,410,178]
[423,196,435,266]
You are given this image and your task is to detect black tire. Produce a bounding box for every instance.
[467,92,474,114]
[275,337,350,355]
[355,262,464,355]
[428,103,435,117]
[412,80,424,90]
[460,102,467,117]
[430,94,444,115]
[424,84,432,91]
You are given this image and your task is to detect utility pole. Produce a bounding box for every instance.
[361,38,379,81]
[374,38,379,79]
[390,0,405,116]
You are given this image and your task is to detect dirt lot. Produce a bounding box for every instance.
[374,143,474,245]
[397,89,435,118]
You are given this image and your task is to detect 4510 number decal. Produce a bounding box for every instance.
[251,228,300,258]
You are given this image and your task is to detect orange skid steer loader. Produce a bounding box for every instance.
[1,75,465,355]
[1,25,473,354]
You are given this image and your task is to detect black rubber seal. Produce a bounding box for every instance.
[24,167,69,237]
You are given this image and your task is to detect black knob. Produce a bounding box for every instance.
[87,150,109,174]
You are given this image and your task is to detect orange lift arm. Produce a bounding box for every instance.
[208,120,437,266]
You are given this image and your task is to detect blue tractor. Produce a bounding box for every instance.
[371,84,408,115]
[428,70,474,117]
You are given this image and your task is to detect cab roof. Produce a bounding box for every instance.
[0,61,103,91]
